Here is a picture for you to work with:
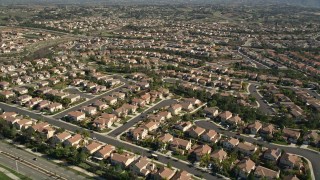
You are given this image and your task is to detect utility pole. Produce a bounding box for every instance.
[15,160,19,173]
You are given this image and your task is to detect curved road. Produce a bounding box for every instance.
[195,120,319,180]
[248,84,274,115]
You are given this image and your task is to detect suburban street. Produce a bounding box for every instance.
[0,102,220,180]
[238,47,271,69]
[195,120,319,180]
[248,83,275,115]
[0,141,87,180]
[52,82,127,119]
[65,87,95,99]
[108,99,177,137]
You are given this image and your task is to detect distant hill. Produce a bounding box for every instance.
[1,0,320,8]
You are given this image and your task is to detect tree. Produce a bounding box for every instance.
[0,94,6,102]
[167,162,172,169]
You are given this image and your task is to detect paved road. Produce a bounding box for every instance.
[53,83,127,119]
[65,88,95,99]
[0,103,219,180]
[0,141,86,180]
[302,88,320,100]
[108,99,177,137]
[248,84,274,115]
[0,152,51,180]
[238,47,271,69]
[195,121,320,180]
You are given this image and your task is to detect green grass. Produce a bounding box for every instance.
[0,163,32,180]
[0,172,11,180]
[172,154,188,161]
[23,34,40,39]
[53,82,67,90]
[308,146,320,152]
[272,140,288,145]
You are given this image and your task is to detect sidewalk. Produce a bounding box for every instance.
[0,166,20,180]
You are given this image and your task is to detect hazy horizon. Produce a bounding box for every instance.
[1,0,320,8]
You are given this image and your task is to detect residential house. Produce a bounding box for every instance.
[130,127,148,141]
[0,90,15,99]
[188,126,206,138]
[93,117,113,130]
[114,107,128,118]
[25,98,42,108]
[51,131,72,145]
[169,104,182,115]
[64,134,84,148]
[141,93,151,104]
[223,138,239,150]
[17,95,32,105]
[211,149,228,163]
[226,115,244,127]
[303,131,320,146]
[263,148,282,162]
[279,153,303,169]
[219,111,232,122]
[80,106,97,116]
[247,121,263,135]
[158,133,173,149]
[254,166,280,179]
[191,144,212,161]
[15,119,33,130]
[68,111,86,121]
[103,96,117,105]
[94,144,116,160]
[201,130,220,143]
[170,138,192,154]
[122,104,138,114]
[2,116,21,125]
[184,98,202,106]
[66,94,81,103]
[92,100,108,111]
[84,141,104,154]
[181,102,194,112]
[283,128,300,143]
[236,158,256,179]
[130,156,156,177]
[175,121,192,132]
[236,142,257,156]
[143,121,160,132]
[172,170,192,180]
[157,111,172,120]
[154,167,176,180]
[203,107,219,118]
[45,103,63,113]
[0,81,10,90]
[37,100,50,110]
[110,152,135,168]
[260,124,275,137]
